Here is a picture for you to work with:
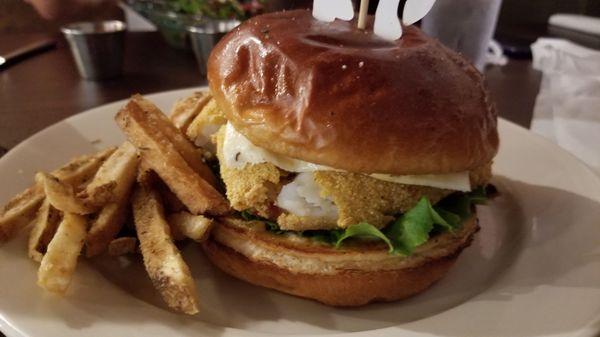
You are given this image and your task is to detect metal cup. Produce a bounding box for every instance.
[188,20,240,75]
[61,20,126,80]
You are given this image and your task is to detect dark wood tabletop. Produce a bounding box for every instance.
[0,31,541,154]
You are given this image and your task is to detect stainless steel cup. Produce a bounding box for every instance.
[188,20,240,75]
[61,21,126,80]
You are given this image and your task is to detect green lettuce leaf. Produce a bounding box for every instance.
[240,210,283,234]
[434,207,462,228]
[240,186,491,256]
[385,197,455,255]
[469,186,489,204]
[168,0,246,19]
[301,230,342,244]
[438,194,470,220]
[335,223,394,252]
[437,186,488,222]
[429,204,453,231]
[240,210,256,221]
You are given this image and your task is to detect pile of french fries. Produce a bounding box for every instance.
[0,92,227,315]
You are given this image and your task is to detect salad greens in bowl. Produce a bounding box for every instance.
[127,0,265,49]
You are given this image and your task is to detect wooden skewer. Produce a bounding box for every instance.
[357,0,370,29]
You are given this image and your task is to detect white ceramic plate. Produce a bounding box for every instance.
[1,88,599,337]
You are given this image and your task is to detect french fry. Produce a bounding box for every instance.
[84,143,138,257]
[170,91,212,134]
[53,147,117,188]
[78,142,139,208]
[85,197,130,257]
[136,159,155,185]
[116,99,229,216]
[36,173,96,214]
[0,147,115,242]
[28,199,62,262]
[107,237,137,256]
[185,98,227,150]
[168,212,213,242]
[153,178,187,241]
[168,220,186,241]
[130,95,218,188]
[157,180,186,213]
[37,212,87,294]
[0,185,44,242]
[132,184,199,315]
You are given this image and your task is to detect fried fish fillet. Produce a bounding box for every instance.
[215,127,492,230]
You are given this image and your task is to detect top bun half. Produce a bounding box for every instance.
[208,10,499,175]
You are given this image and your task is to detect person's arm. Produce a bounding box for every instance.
[25,0,116,20]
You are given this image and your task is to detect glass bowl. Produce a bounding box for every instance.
[127,0,208,49]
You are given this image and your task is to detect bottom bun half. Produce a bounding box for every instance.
[202,215,480,307]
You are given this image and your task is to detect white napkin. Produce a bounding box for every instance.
[530,38,600,173]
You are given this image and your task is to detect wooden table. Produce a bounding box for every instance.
[0,31,541,337]
[0,31,541,154]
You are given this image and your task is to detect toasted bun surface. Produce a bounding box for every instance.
[207,10,499,175]
[203,216,479,307]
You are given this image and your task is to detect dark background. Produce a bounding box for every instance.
[283,0,600,51]
[366,0,600,48]
[3,0,600,43]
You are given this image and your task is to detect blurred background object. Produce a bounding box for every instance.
[356,0,600,67]
[121,0,310,48]
[188,19,240,74]
[0,35,56,70]
[126,0,257,48]
[0,0,308,38]
[61,21,126,80]
[530,38,600,174]
[421,0,504,71]
[495,0,600,56]
[0,0,597,81]
[0,0,123,34]
[548,14,600,49]
[0,0,598,157]
[2,0,598,44]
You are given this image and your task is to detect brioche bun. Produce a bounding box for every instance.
[207,10,499,175]
[203,216,479,307]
